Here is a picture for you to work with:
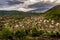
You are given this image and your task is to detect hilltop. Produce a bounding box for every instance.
[45,5,60,21]
[51,5,60,10]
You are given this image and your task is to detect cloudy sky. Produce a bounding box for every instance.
[0,0,60,12]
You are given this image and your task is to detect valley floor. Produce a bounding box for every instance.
[0,14,60,40]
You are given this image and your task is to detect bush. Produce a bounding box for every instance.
[15,28,27,38]
[29,26,44,37]
[50,31,60,38]
[38,30,44,36]
[55,32,60,38]
[47,30,60,38]
[1,26,13,40]
[29,26,38,37]
[43,31,50,36]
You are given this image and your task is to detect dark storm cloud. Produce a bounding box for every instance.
[0,0,24,7]
[7,0,24,5]
[0,0,60,12]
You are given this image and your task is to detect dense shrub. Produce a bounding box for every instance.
[1,25,60,40]
[15,28,27,38]
[38,30,44,35]
[29,26,44,37]
[1,26,14,40]
[50,32,60,38]
[43,31,51,36]
[43,30,60,38]
[29,26,39,37]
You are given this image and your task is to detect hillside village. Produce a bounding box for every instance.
[0,5,60,40]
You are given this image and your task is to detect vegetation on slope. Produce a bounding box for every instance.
[45,5,60,21]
